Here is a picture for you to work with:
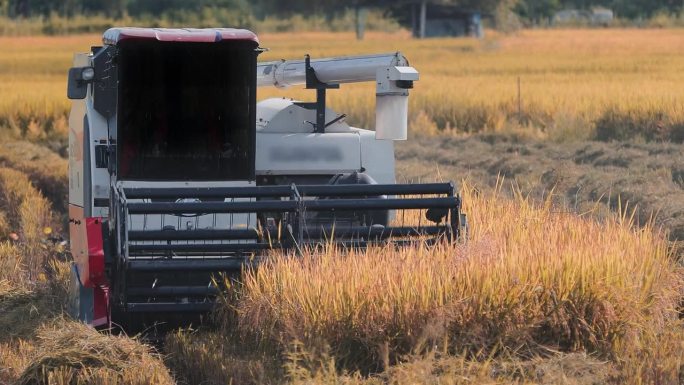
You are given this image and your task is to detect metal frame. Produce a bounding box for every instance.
[118,183,461,244]
[109,182,461,313]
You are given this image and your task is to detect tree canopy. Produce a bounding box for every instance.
[2,0,682,24]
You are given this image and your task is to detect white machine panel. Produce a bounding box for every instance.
[68,53,89,209]
[256,133,361,175]
[256,98,351,134]
[119,180,257,239]
[355,128,396,185]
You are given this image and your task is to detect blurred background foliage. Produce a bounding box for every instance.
[0,0,683,34]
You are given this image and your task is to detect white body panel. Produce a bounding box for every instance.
[256,98,350,133]
[68,52,112,218]
[86,98,113,219]
[119,180,257,246]
[68,53,89,209]
[256,133,361,176]
[355,129,395,185]
[255,98,395,183]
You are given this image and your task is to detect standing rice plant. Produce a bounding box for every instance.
[18,192,52,246]
[234,183,682,374]
[0,339,36,384]
[0,167,54,278]
[164,329,278,385]
[0,241,27,290]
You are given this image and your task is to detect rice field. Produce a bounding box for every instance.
[235,184,681,362]
[170,184,684,384]
[3,168,679,383]
[2,29,684,141]
[1,28,684,384]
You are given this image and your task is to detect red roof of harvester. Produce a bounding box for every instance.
[102,27,259,45]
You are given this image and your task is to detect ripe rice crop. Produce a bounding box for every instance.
[233,183,683,376]
[7,320,174,385]
[0,167,54,279]
[2,28,684,384]
[2,29,684,142]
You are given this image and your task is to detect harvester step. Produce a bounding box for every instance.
[127,197,457,215]
[127,258,253,272]
[302,225,447,239]
[127,200,298,214]
[122,183,455,200]
[301,197,458,211]
[296,183,455,196]
[124,185,295,199]
[128,243,271,253]
[126,302,214,313]
[128,228,260,241]
[127,286,220,296]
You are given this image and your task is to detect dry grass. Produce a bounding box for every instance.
[282,348,619,385]
[0,164,65,346]
[0,167,59,293]
[229,183,682,379]
[162,328,627,384]
[0,144,174,385]
[0,241,25,289]
[165,329,279,385]
[2,29,684,383]
[0,141,68,213]
[2,29,684,141]
[2,320,175,385]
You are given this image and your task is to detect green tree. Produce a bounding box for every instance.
[251,0,346,17]
[515,0,561,23]
[608,0,680,18]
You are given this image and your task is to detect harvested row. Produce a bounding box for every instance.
[396,136,684,244]
[0,146,174,385]
[0,141,68,213]
[1,320,174,385]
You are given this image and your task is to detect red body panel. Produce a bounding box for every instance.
[69,204,110,327]
[92,285,109,327]
[85,217,105,286]
[69,204,106,287]
[103,27,259,45]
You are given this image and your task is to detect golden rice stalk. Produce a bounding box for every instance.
[16,320,174,385]
[234,183,681,370]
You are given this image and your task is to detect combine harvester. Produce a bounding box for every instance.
[66,28,464,330]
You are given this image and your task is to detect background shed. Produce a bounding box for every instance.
[408,1,484,38]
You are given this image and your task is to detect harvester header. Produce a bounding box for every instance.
[66,27,464,331]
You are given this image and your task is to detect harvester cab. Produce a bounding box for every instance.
[67,28,463,330]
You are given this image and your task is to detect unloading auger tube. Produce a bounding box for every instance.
[65,28,465,331]
[257,52,418,139]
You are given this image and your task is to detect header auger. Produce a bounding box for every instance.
[66,27,464,331]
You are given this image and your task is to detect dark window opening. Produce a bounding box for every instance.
[117,40,257,181]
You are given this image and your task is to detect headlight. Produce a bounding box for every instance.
[81,67,95,81]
